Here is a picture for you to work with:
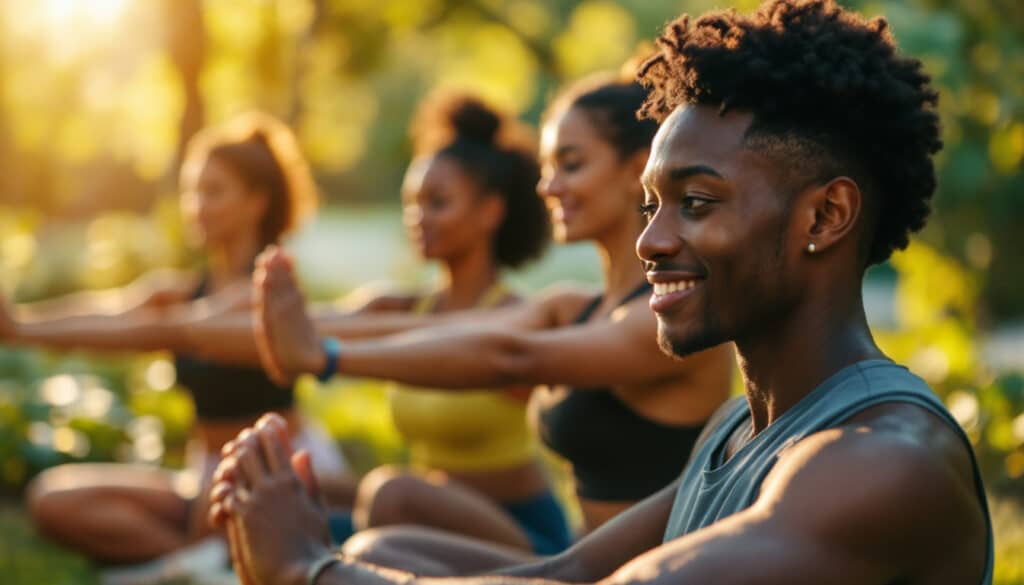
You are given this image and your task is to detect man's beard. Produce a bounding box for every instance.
[656,316,726,361]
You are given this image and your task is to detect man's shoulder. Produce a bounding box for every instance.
[774,401,976,505]
[760,401,986,575]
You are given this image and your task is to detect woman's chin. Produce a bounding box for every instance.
[555,223,588,244]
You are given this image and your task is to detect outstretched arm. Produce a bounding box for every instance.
[0,270,210,352]
[174,288,548,368]
[1,263,431,362]
[257,248,685,389]
[13,269,198,319]
[318,309,682,389]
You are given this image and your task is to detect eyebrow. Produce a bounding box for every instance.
[554,145,581,157]
[642,164,724,193]
[669,164,724,181]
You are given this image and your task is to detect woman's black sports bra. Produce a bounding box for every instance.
[173,275,294,421]
[530,283,705,501]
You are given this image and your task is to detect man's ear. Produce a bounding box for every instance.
[794,177,862,255]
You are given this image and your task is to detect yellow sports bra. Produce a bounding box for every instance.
[387,284,535,472]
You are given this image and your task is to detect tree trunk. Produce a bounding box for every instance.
[164,0,206,181]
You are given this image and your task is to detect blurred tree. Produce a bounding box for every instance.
[0,0,1019,314]
[163,0,205,175]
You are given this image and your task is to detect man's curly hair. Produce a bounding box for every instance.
[638,0,941,265]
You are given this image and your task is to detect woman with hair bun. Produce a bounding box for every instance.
[320,90,569,556]
[0,112,347,565]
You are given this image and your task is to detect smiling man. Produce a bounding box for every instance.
[209,1,992,584]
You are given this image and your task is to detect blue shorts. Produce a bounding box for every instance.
[500,490,573,555]
[328,489,572,555]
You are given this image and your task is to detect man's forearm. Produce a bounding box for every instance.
[317,560,581,585]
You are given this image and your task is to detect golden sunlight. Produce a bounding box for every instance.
[29,0,129,60]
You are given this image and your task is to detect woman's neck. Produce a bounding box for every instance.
[595,213,646,302]
[437,245,500,311]
[208,232,265,290]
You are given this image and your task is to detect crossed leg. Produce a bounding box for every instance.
[354,466,534,551]
[27,463,190,563]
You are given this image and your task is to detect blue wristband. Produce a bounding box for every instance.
[316,337,342,382]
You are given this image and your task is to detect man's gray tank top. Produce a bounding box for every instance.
[663,359,993,584]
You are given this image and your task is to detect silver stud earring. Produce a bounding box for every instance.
[807,242,816,253]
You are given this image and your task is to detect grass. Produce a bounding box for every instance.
[0,499,98,585]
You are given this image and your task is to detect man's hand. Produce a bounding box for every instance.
[210,414,333,585]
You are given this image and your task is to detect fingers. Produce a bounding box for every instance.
[208,416,295,529]
[254,245,283,281]
[236,432,268,488]
[208,480,229,528]
[255,246,294,290]
[227,516,256,585]
[208,500,227,528]
[291,449,322,504]
[256,414,293,473]
[212,415,297,496]
[266,248,295,276]
[262,252,298,298]
[254,285,289,386]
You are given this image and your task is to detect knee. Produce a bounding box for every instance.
[25,467,76,535]
[343,526,449,574]
[354,466,425,529]
[342,526,399,562]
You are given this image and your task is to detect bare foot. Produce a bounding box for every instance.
[253,248,327,385]
[214,415,333,585]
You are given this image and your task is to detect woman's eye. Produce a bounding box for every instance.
[638,202,658,220]
[681,196,710,212]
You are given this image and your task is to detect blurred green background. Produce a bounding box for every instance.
[0,0,1021,583]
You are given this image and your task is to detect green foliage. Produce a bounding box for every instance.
[0,501,98,585]
[875,242,1024,496]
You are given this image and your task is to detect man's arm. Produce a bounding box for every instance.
[314,409,982,585]
[311,479,678,585]
[489,480,679,582]
[596,408,985,585]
